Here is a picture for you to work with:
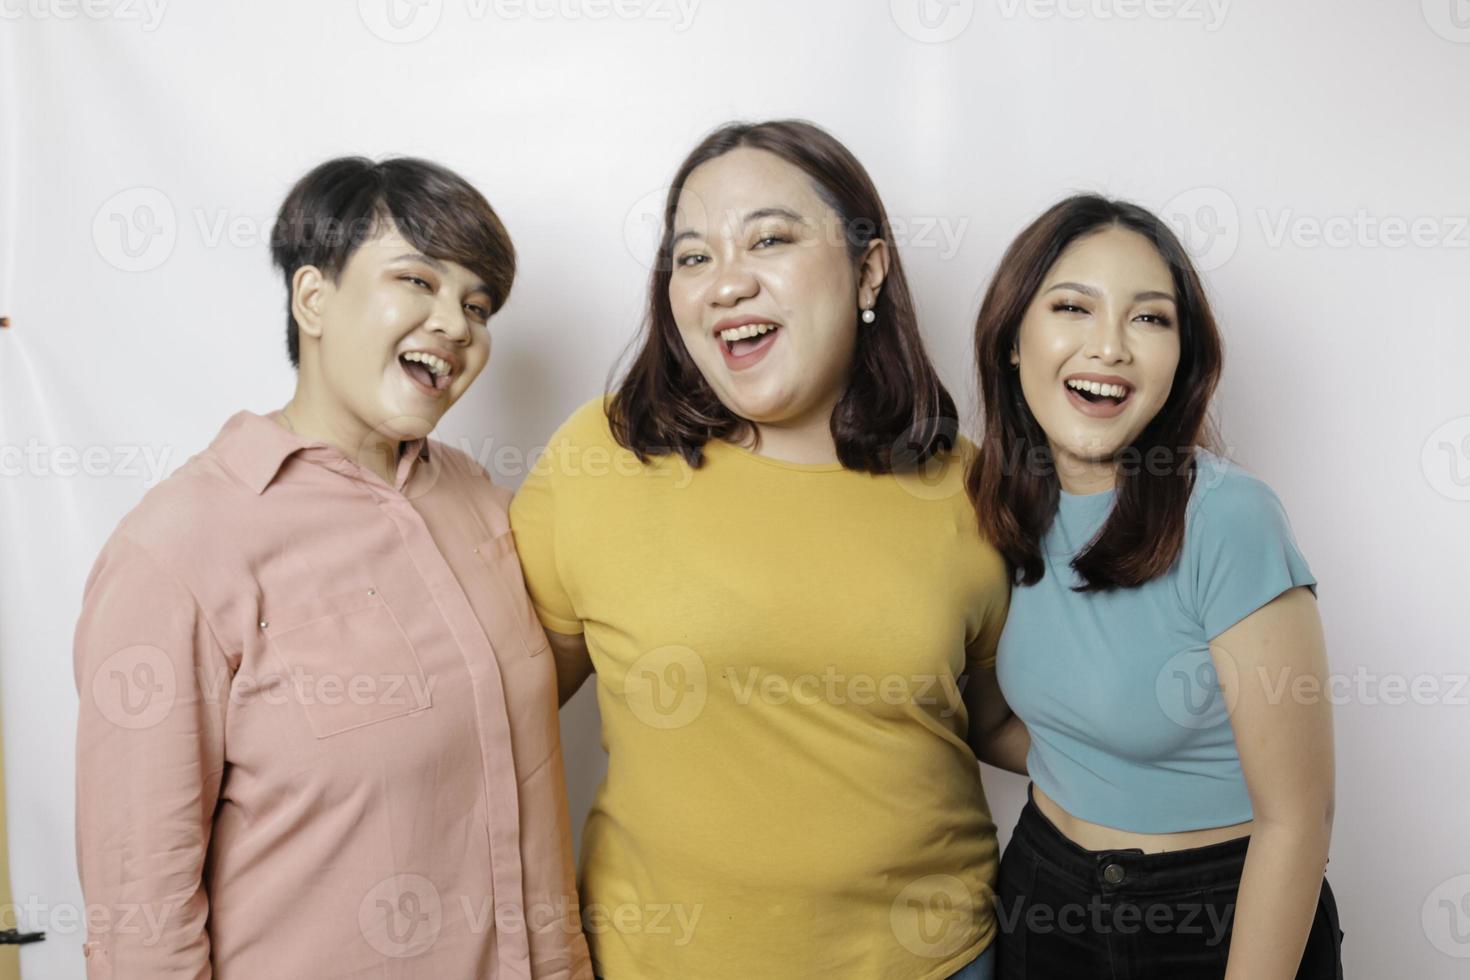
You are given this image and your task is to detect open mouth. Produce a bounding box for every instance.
[717,321,781,366]
[398,350,454,397]
[1063,377,1132,417]
[721,322,781,356]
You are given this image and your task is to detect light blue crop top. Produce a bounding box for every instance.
[995,452,1317,833]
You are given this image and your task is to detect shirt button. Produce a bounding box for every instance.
[259,620,269,629]
[1102,863,1126,885]
[367,589,376,596]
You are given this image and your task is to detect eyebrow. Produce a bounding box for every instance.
[390,252,492,297]
[671,206,809,247]
[1044,281,1176,303]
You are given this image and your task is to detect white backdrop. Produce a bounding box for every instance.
[3,2,1468,976]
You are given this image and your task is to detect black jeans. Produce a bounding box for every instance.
[997,786,1345,979]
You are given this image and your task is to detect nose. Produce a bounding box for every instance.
[708,258,759,308]
[1082,308,1132,365]
[426,290,473,345]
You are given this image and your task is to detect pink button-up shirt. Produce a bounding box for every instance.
[73,409,592,980]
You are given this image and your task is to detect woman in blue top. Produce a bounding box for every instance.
[966,196,1344,979]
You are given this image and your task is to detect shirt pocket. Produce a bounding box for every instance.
[261,585,432,738]
[474,531,551,658]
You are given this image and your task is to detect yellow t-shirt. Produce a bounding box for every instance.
[509,397,1010,980]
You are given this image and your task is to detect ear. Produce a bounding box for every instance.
[291,265,329,344]
[1009,346,1020,367]
[856,238,890,311]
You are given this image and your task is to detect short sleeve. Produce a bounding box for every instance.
[966,578,1010,671]
[957,436,1011,671]
[509,418,584,636]
[1187,465,1317,640]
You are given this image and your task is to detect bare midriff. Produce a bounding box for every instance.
[1031,783,1253,854]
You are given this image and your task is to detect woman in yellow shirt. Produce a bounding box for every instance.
[509,119,1025,980]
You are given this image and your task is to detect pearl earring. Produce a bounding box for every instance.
[861,307,876,324]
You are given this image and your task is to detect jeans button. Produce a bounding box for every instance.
[1102,863,1126,885]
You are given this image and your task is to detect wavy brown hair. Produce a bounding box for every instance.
[965,195,1224,592]
[607,119,956,472]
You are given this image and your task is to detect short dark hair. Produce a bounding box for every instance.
[965,194,1225,592]
[607,119,957,473]
[269,156,516,367]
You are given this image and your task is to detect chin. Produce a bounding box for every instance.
[398,418,438,440]
[728,376,804,416]
[1065,448,1122,466]
[727,396,792,426]
[373,403,440,441]
[373,378,447,432]
[1056,430,1126,464]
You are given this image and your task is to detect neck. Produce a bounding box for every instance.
[742,395,841,465]
[279,386,399,486]
[1053,449,1117,495]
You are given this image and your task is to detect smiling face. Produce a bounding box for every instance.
[297,221,495,443]
[1013,225,1182,489]
[666,147,885,435]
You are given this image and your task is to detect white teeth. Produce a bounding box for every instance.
[402,351,452,377]
[718,322,778,342]
[1066,379,1129,399]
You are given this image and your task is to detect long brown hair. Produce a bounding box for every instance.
[607,119,956,472]
[965,195,1224,592]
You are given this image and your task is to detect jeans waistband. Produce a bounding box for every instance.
[1012,784,1251,896]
